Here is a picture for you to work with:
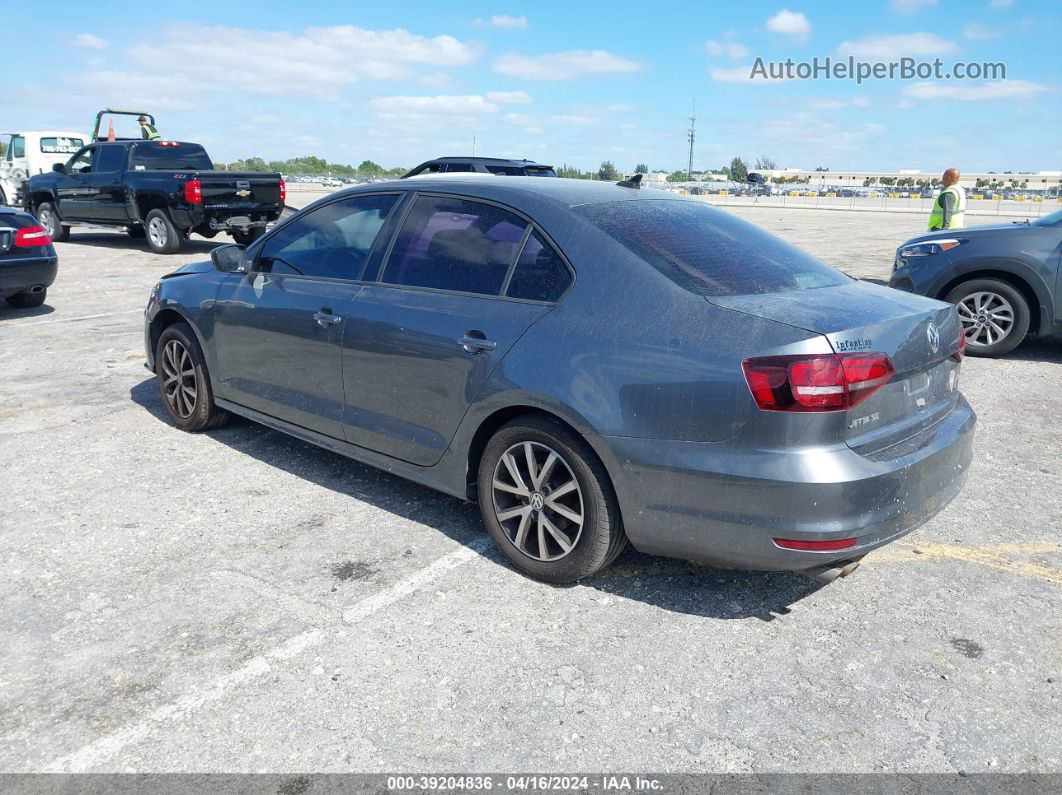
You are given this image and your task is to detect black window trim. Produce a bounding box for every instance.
[248,190,405,284]
[373,190,576,305]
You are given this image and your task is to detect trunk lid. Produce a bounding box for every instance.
[193,171,282,209]
[710,280,964,454]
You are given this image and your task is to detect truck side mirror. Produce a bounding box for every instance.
[53,163,66,174]
[211,244,249,273]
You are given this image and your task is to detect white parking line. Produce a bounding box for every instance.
[16,309,143,327]
[43,537,491,773]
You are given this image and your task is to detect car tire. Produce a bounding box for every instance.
[155,322,230,432]
[946,278,1030,357]
[127,225,146,239]
[5,289,46,308]
[145,209,182,254]
[231,227,264,246]
[36,202,69,242]
[477,416,627,583]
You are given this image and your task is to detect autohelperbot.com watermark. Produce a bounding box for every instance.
[750,56,1006,84]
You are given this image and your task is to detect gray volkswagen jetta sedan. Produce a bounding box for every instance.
[144,177,975,583]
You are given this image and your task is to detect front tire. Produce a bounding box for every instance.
[155,322,230,432]
[6,289,46,308]
[36,202,69,242]
[145,209,182,254]
[946,278,1030,357]
[477,416,626,583]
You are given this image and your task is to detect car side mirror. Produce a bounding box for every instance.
[53,163,66,173]
[211,244,249,273]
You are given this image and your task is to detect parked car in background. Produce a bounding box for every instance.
[25,140,285,254]
[403,157,556,178]
[0,205,57,308]
[890,210,1062,356]
[144,176,974,585]
[1,131,87,208]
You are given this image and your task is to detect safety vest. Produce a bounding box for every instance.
[928,184,966,230]
[141,124,161,141]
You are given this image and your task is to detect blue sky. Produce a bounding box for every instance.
[6,0,1058,172]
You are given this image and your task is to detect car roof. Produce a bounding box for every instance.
[0,205,32,217]
[343,175,684,208]
[423,156,550,166]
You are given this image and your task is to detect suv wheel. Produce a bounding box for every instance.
[155,322,230,431]
[946,278,1030,357]
[36,203,70,242]
[145,209,182,254]
[477,416,627,583]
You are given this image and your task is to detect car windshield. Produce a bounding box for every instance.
[1032,209,1062,227]
[576,199,850,296]
[130,143,213,171]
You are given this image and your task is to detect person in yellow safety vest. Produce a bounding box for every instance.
[928,167,966,231]
[138,115,161,141]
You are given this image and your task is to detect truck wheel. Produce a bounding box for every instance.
[231,227,264,246]
[145,209,182,254]
[127,225,146,239]
[6,289,47,308]
[36,203,70,242]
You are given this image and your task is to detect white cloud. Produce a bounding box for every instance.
[766,9,812,37]
[889,0,938,13]
[73,33,108,49]
[710,64,794,83]
[808,96,873,110]
[490,15,528,29]
[125,25,482,97]
[837,32,958,59]
[903,80,1048,101]
[989,0,1013,8]
[706,39,748,58]
[486,90,532,104]
[420,71,457,88]
[963,22,1000,39]
[493,49,641,80]
[368,94,500,118]
[73,71,201,110]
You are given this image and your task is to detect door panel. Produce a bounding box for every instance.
[55,146,96,221]
[340,286,547,465]
[213,273,360,438]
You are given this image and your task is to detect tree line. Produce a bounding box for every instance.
[213,156,406,178]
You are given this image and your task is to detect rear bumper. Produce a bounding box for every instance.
[603,396,976,571]
[171,205,282,232]
[0,255,58,297]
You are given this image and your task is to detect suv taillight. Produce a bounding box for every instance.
[742,353,895,412]
[183,178,203,204]
[14,225,52,247]
[279,179,286,204]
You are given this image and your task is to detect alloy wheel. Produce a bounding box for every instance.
[956,291,1014,348]
[39,207,57,238]
[491,441,584,562]
[160,339,197,418]
[148,216,169,250]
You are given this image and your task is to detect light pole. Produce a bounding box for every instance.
[687,100,696,182]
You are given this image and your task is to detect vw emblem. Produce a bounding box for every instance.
[529,492,545,511]
[926,322,940,353]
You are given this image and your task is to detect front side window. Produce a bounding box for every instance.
[68,147,95,174]
[381,195,528,296]
[12,136,26,159]
[256,194,399,280]
[506,232,572,302]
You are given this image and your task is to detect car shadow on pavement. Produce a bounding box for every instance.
[1009,335,1062,364]
[0,303,55,322]
[130,378,826,621]
[60,231,225,254]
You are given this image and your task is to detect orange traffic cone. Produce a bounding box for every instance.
[107,119,116,141]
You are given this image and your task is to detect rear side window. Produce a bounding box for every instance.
[507,232,571,302]
[444,163,473,173]
[576,200,849,296]
[485,165,524,176]
[95,146,126,172]
[382,195,528,296]
[131,143,213,171]
[256,194,398,280]
[524,167,556,177]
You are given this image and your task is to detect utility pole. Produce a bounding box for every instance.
[472,132,477,157]
[686,99,696,181]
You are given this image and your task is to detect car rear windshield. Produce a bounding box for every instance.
[575,199,850,296]
[130,143,213,171]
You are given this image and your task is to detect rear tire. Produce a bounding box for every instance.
[155,322,230,432]
[36,202,69,242]
[477,416,626,583]
[6,289,46,308]
[946,277,1030,357]
[145,209,182,254]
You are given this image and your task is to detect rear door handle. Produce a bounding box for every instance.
[458,335,497,353]
[314,310,342,327]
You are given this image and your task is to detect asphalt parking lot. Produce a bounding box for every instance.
[1,202,1059,774]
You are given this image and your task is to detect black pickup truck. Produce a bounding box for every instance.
[25,140,284,254]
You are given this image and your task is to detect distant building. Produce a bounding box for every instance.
[757,168,1061,191]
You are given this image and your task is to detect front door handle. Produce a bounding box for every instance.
[458,334,497,353]
[314,310,342,327]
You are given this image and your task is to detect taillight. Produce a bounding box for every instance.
[14,225,52,247]
[279,179,286,204]
[954,329,966,361]
[742,353,895,412]
[158,141,181,147]
[183,178,203,204]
